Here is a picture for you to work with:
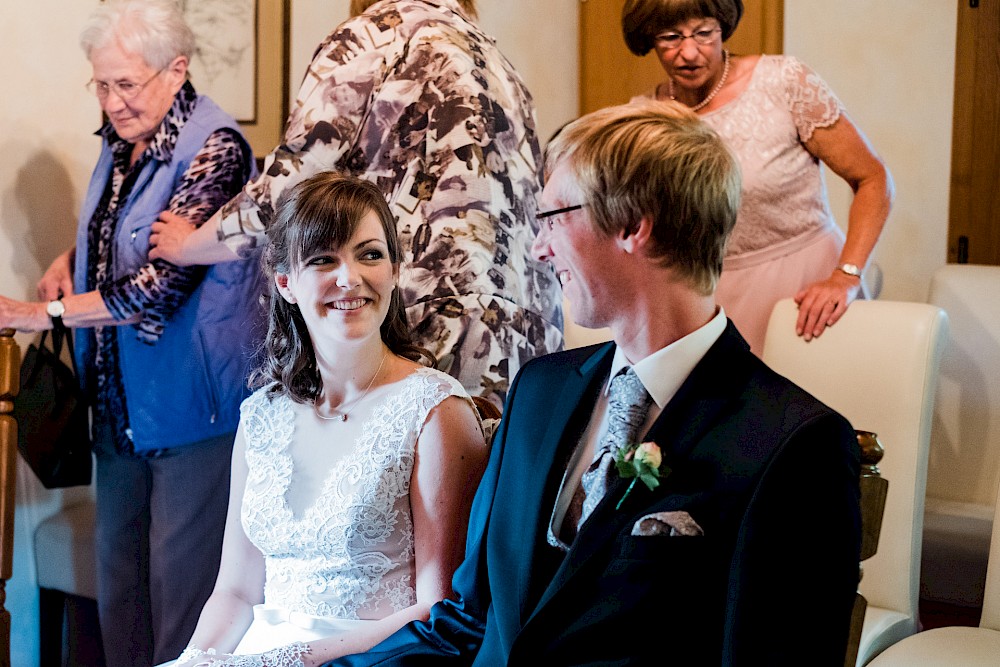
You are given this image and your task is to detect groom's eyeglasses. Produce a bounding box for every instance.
[535,204,585,231]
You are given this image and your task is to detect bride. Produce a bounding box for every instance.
[169,174,488,667]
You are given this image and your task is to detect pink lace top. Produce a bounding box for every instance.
[642,55,845,260]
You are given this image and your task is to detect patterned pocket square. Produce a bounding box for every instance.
[631,511,704,537]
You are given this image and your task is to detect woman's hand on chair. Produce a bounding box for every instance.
[793,271,862,342]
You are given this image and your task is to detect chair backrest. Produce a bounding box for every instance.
[762,299,947,628]
[0,329,21,666]
[981,476,1000,631]
[926,264,1000,508]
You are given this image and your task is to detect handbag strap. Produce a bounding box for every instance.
[36,328,50,351]
[48,320,82,378]
[48,322,64,357]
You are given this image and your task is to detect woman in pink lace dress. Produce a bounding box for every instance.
[624,0,893,354]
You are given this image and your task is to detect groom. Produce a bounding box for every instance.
[330,100,862,665]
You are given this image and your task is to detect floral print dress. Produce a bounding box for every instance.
[214,0,563,404]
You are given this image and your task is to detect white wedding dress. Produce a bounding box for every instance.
[232,366,475,654]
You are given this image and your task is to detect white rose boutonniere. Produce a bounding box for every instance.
[614,441,670,509]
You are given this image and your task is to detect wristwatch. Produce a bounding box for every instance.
[46,299,66,327]
[836,263,862,278]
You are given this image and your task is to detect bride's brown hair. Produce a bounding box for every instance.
[253,173,431,402]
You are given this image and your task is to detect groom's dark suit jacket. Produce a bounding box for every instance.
[332,322,862,666]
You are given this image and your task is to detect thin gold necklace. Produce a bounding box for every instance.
[313,349,389,422]
[669,49,730,112]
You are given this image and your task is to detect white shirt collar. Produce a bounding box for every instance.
[606,307,727,409]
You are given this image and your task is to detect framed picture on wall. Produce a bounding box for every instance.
[181,0,290,157]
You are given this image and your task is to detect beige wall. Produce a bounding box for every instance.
[784,0,957,304]
[1,1,100,334]
[475,0,579,143]
[2,2,104,665]
[288,0,345,106]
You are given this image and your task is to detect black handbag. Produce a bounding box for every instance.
[13,323,93,488]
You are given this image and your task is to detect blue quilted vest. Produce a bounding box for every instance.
[73,95,262,452]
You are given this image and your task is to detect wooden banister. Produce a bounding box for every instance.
[856,431,889,562]
[844,430,889,667]
[0,328,20,667]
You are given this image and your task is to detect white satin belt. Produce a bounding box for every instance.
[233,605,374,655]
[250,604,369,633]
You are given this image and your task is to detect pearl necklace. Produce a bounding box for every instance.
[313,349,388,422]
[669,49,730,112]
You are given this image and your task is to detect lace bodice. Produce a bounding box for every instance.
[239,367,473,621]
[667,55,844,259]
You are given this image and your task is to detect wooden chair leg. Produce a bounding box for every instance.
[38,587,65,667]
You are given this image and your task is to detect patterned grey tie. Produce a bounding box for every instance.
[578,367,652,526]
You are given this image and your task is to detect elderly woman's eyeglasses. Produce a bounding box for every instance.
[654,27,721,50]
[86,68,165,101]
[535,204,584,231]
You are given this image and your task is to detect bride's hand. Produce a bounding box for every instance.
[207,642,311,667]
[173,648,235,667]
[176,657,231,667]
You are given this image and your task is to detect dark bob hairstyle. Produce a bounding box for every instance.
[622,0,744,56]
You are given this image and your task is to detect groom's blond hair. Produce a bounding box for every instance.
[545,100,741,295]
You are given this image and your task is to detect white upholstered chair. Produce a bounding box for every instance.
[867,475,1000,666]
[922,265,1000,609]
[34,496,102,666]
[762,298,948,665]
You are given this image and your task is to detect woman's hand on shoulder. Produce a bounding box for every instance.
[149,210,198,265]
[793,270,862,341]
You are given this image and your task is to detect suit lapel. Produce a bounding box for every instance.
[504,343,614,618]
[527,343,614,477]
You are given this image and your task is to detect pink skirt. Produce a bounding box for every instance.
[716,222,865,356]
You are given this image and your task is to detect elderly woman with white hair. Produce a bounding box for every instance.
[0,1,258,664]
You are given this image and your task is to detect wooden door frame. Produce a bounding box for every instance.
[948,0,1000,265]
